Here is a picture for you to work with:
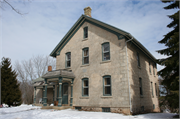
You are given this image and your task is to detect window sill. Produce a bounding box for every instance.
[101,96,112,98]
[82,38,88,41]
[81,64,89,67]
[137,66,141,69]
[100,60,111,64]
[80,97,89,99]
[64,67,71,70]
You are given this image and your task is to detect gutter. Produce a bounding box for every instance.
[125,34,133,113]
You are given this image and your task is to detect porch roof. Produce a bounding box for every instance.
[42,69,75,79]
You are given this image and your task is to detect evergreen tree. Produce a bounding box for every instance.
[1,57,22,106]
[157,0,179,112]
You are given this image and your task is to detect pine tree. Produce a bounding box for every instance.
[1,57,22,106]
[157,1,179,112]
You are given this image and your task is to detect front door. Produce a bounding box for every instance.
[62,83,68,104]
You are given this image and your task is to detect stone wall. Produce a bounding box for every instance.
[56,21,130,112]
[127,43,160,114]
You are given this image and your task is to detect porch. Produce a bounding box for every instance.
[33,69,75,107]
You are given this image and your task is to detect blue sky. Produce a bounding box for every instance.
[0,0,178,71]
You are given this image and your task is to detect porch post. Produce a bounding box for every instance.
[34,87,36,104]
[42,86,44,104]
[56,84,59,101]
[58,77,62,107]
[53,85,55,102]
[43,79,48,106]
[70,79,74,106]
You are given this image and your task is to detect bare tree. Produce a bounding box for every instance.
[15,55,56,104]
[0,0,30,15]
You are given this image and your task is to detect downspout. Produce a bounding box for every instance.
[125,35,133,114]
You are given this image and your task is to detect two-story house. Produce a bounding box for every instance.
[33,7,160,114]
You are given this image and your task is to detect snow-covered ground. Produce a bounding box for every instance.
[0,104,178,119]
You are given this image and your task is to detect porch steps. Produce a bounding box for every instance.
[41,106,72,110]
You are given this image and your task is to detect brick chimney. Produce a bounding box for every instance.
[84,7,92,17]
[48,66,52,72]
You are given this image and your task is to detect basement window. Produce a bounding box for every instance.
[75,107,82,110]
[102,107,111,112]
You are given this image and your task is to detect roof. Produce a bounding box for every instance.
[42,69,75,79]
[33,77,44,83]
[50,14,157,63]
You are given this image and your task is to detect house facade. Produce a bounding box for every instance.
[33,7,160,114]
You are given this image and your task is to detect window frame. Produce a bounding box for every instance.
[83,27,88,39]
[153,63,156,75]
[139,78,143,96]
[82,47,89,65]
[155,83,158,96]
[102,42,110,61]
[65,52,71,68]
[151,82,154,97]
[82,78,89,96]
[103,75,112,96]
[137,52,140,67]
[149,61,151,74]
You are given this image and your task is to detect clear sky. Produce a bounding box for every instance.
[0,0,178,71]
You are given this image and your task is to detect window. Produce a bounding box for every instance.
[102,108,111,112]
[65,52,71,67]
[103,75,111,96]
[155,83,158,96]
[75,107,81,110]
[153,64,156,75]
[102,42,110,61]
[84,27,88,38]
[151,82,154,97]
[139,78,143,95]
[141,106,144,112]
[82,78,89,96]
[82,48,89,64]
[137,52,140,67]
[149,61,151,74]
[153,104,155,109]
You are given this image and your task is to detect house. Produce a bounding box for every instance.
[33,7,160,114]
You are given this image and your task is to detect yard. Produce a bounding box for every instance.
[0,104,178,119]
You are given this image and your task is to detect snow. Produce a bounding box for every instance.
[0,104,178,119]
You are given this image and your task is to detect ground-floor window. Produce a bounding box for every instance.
[82,78,89,96]
[103,75,111,96]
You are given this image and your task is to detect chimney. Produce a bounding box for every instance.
[48,66,52,72]
[84,7,92,17]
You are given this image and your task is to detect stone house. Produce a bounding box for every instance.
[33,7,160,114]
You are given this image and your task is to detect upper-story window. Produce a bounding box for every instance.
[139,78,143,96]
[84,27,88,38]
[151,82,154,97]
[102,42,110,61]
[149,61,151,74]
[103,75,111,96]
[155,83,158,96]
[137,52,140,67]
[82,78,89,96]
[65,52,71,68]
[82,48,89,65]
[153,63,156,75]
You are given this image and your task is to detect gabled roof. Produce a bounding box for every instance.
[50,14,157,63]
[33,77,44,83]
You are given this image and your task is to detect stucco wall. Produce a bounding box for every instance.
[56,22,130,111]
[127,43,160,114]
